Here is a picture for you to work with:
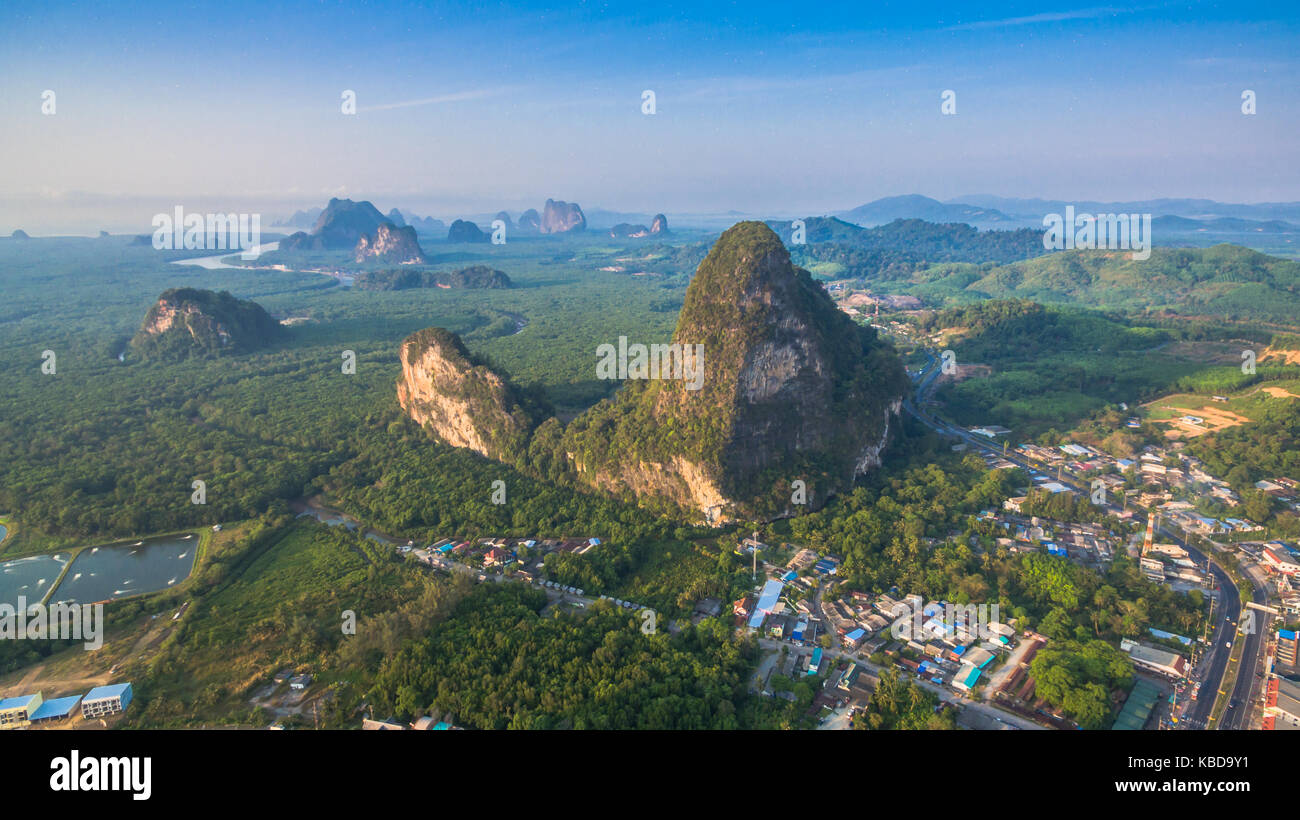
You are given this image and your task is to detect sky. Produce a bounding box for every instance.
[1,0,1298,233]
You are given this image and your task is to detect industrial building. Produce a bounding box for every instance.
[81,682,133,719]
[0,693,43,730]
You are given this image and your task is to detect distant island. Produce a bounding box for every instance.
[355,265,513,291]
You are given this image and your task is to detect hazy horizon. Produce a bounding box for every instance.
[3,0,1299,233]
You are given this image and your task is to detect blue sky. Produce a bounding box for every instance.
[2,0,1298,231]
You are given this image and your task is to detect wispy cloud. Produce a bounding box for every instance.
[943,7,1128,31]
[358,87,511,112]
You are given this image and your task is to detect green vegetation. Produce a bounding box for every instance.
[1029,639,1135,729]
[865,244,1300,322]
[921,299,1300,438]
[786,436,1203,645]
[131,287,283,358]
[553,221,908,519]
[853,669,955,730]
[126,516,464,727]
[355,264,512,290]
[771,217,1048,277]
[367,583,771,729]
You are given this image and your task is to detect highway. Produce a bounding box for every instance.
[901,345,1264,731]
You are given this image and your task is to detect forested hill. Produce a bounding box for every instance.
[131,287,282,358]
[763,217,1048,279]
[355,265,513,291]
[860,243,1300,324]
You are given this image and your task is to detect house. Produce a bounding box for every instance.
[81,683,132,719]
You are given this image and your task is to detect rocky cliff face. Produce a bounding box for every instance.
[650,214,669,235]
[540,199,586,234]
[396,328,537,464]
[559,221,907,521]
[131,287,281,358]
[354,223,426,263]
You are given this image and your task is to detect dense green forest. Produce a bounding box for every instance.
[366,584,773,729]
[768,217,1048,277]
[0,236,684,546]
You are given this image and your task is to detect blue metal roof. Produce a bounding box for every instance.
[30,696,81,720]
[0,694,39,711]
[83,683,131,701]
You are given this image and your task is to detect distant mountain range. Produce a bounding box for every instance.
[954,195,1300,223]
[836,195,1018,228]
[835,194,1300,234]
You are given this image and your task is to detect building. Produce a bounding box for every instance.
[81,683,133,719]
[952,664,981,691]
[0,693,43,730]
[1278,629,1299,667]
[1120,640,1188,678]
[748,579,785,629]
[1265,677,1300,730]
[29,695,83,725]
[1263,547,1300,576]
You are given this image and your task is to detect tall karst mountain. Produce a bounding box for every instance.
[281,198,393,250]
[558,221,907,520]
[396,221,907,522]
[541,199,586,233]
